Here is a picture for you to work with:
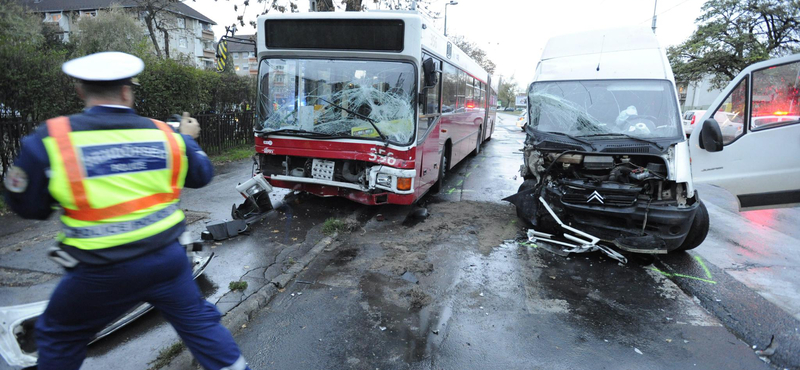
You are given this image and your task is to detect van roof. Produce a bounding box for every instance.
[535,27,673,82]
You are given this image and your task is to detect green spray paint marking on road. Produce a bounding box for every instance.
[465,172,472,178]
[481,157,486,162]
[447,187,457,195]
[456,179,464,186]
[520,241,538,248]
[650,267,717,284]
[694,255,713,279]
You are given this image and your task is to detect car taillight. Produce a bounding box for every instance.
[690,116,696,125]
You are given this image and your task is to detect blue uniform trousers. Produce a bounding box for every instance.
[35,242,249,370]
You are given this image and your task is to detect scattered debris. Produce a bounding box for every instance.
[432,329,439,335]
[634,348,643,355]
[402,207,429,227]
[666,339,672,343]
[376,214,385,222]
[379,326,387,331]
[755,335,777,357]
[202,219,248,241]
[401,271,419,284]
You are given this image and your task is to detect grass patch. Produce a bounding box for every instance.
[322,217,347,235]
[228,281,248,291]
[210,145,253,165]
[147,342,184,370]
[287,257,296,266]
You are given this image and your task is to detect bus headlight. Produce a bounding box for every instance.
[376,174,392,188]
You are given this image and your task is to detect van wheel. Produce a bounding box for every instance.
[515,179,538,223]
[675,200,709,252]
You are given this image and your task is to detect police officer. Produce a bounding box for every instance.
[3,52,250,370]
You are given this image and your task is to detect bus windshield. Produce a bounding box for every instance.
[257,58,416,145]
[528,80,682,140]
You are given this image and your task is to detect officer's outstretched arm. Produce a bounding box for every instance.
[182,135,214,188]
[3,132,56,220]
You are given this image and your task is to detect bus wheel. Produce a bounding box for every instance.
[432,153,447,193]
[472,127,482,156]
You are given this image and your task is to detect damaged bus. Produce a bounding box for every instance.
[506,28,800,254]
[252,11,497,205]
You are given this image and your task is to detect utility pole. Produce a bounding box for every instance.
[651,0,658,34]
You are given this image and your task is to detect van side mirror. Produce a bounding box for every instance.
[422,58,439,89]
[699,119,723,152]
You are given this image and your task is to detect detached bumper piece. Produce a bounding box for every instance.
[203,174,275,241]
[0,253,213,368]
[527,196,628,264]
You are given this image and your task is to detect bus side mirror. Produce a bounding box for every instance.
[423,58,439,88]
[699,119,723,152]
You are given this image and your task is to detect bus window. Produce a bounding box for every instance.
[442,63,458,114]
[457,69,466,111]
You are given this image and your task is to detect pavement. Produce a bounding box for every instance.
[1,112,799,369]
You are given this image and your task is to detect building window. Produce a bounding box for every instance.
[79,10,97,17]
[204,41,212,50]
[243,65,249,70]
[179,37,187,48]
[44,13,61,22]
[202,22,212,31]
[233,53,239,59]
[249,52,255,57]
[178,17,186,28]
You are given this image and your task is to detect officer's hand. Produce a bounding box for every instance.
[179,112,200,139]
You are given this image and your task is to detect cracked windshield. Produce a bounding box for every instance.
[529,80,681,139]
[257,59,415,144]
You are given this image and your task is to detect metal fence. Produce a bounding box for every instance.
[194,111,255,156]
[0,112,255,184]
[1,120,39,183]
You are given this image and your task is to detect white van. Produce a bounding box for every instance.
[506,27,800,254]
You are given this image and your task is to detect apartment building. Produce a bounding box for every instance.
[226,34,258,77]
[16,0,218,69]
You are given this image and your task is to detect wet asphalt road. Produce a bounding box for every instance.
[1,113,799,369]
[230,113,798,370]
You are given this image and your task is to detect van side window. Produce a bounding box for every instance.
[711,77,747,145]
[750,60,800,131]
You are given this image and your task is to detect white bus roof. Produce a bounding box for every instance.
[256,10,490,82]
[535,27,674,82]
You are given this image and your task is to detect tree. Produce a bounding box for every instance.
[668,0,800,89]
[72,6,151,56]
[498,75,521,108]
[450,35,497,74]
[133,0,186,59]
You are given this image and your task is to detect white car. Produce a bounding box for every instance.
[516,111,528,130]
[681,109,705,135]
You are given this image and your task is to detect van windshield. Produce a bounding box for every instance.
[528,80,682,139]
[256,58,416,145]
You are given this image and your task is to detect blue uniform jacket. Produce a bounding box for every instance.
[4,106,214,264]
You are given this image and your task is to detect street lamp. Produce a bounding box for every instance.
[444,0,458,37]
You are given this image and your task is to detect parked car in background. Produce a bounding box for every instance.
[681,109,705,136]
[516,110,528,130]
[503,107,515,111]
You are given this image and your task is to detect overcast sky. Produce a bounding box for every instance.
[189,0,706,86]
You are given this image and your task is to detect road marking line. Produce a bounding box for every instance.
[456,179,464,186]
[650,267,717,284]
[447,187,456,195]
[694,255,713,279]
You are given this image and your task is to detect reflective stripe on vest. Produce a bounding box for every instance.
[61,204,178,238]
[46,116,183,221]
[44,116,187,250]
